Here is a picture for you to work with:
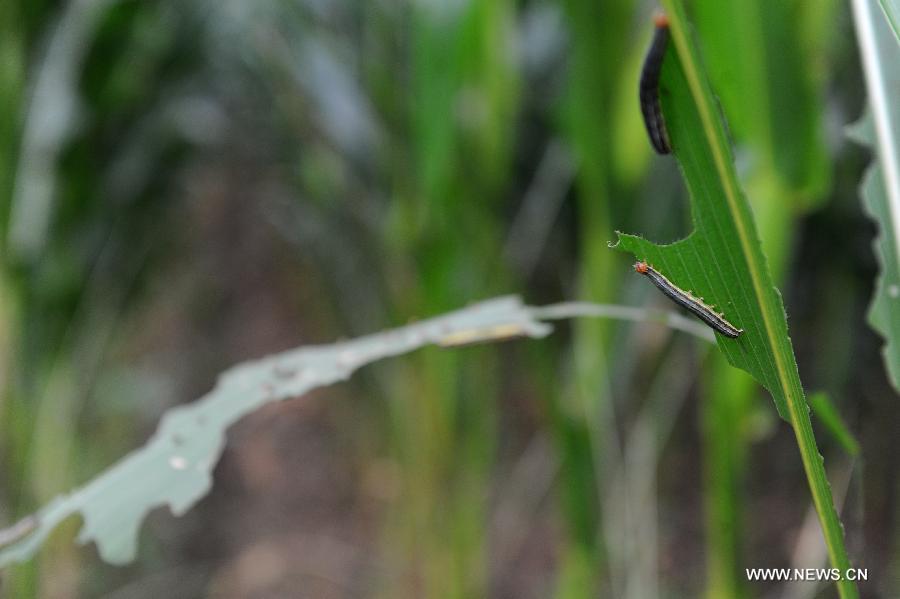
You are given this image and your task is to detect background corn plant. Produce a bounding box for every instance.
[0,0,897,597]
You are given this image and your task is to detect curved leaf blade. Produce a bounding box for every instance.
[614,17,795,421]
[613,1,858,596]
[0,297,551,567]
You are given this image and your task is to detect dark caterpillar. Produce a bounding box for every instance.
[634,261,743,338]
[639,12,672,154]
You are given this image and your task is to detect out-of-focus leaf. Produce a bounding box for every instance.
[858,128,900,390]
[877,0,900,41]
[6,0,123,262]
[609,24,653,187]
[851,113,900,394]
[809,392,860,457]
[850,0,900,393]
[692,0,832,206]
[555,1,635,594]
[0,0,23,221]
[0,297,550,567]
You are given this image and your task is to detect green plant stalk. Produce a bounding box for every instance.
[659,1,857,596]
[554,0,636,593]
[703,367,752,599]
[380,1,520,595]
[0,2,40,596]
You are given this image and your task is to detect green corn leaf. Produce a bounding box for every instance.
[612,1,857,596]
[614,19,794,422]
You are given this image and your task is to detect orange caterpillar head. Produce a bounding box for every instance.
[653,11,669,29]
[634,261,650,274]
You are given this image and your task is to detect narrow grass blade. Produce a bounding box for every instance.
[809,392,860,457]
[7,0,122,262]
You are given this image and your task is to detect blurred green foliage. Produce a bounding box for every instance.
[0,0,895,598]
